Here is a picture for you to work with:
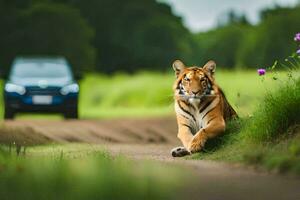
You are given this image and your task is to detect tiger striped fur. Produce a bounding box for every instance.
[171,60,237,157]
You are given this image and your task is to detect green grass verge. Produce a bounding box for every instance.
[0,70,291,119]
[79,70,291,118]
[0,144,187,200]
[192,76,300,175]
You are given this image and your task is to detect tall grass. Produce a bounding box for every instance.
[193,74,300,174]
[243,78,300,142]
[0,70,289,119]
[0,146,186,200]
[79,72,174,118]
[79,70,286,118]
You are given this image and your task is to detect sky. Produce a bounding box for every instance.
[160,0,299,32]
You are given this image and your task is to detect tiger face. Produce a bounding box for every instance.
[173,60,216,100]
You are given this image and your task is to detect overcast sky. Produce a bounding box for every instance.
[160,0,299,32]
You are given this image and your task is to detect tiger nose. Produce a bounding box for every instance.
[192,91,199,95]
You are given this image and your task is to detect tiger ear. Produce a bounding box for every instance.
[172,60,186,78]
[203,60,216,77]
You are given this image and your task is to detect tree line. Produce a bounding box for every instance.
[0,0,194,74]
[0,0,299,75]
[195,5,300,69]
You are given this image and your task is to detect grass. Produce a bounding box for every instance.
[0,70,290,119]
[0,144,188,200]
[192,75,300,175]
[243,78,300,142]
[0,68,299,199]
[0,69,299,180]
[79,72,174,118]
[0,70,298,200]
[76,69,300,175]
[78,70,289,118]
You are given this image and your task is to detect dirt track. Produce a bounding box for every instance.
[3,117,300,200]
[3,117,179,145]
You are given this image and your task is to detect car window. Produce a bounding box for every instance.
[11,62,72,78]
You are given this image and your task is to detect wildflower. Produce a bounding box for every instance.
[294,33,300,41]
[297,49,300,55]
[257,68,266,76]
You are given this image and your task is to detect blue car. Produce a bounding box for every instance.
[4,57,79,119]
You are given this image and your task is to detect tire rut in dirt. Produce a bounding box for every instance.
[2,117,179,145]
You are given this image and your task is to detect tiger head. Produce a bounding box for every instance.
[172,60,217,99]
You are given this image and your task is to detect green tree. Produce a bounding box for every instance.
[0,0,32,74]
[57,0,196,73]
[0,1,95,75]
[0,0,197,74]
[195,24,248,68]
[19,2,95,73]
[237,6,300,68]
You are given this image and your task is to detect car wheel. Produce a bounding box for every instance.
[64,107,78,119]
[4,106,15,120]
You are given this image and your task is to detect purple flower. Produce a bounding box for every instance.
[297,49,300,55]
[257,68,266,76]
[294,33,300,42]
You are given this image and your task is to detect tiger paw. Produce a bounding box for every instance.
[188,141,203,153]
[188,136,207,153]
[171,146,191,157]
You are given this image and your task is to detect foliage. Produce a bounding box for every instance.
[0,1,95,75]
[0,71,286,119]
[192,74,300,175]
[243,78,300,142]
[0,146,185,200]
[78,70,286,118]
[194,5,300,69]
[1,1,300,73]
[195,23,249,68]
[0,0,196,75]
[243,133,300,175]
[237,6,300,68]
[62,0,195,73]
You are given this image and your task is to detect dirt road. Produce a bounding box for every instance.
[3,117,300,200]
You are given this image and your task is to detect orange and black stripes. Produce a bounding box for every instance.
[177,100,196,123]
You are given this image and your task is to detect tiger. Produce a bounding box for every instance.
[171,60,238,157]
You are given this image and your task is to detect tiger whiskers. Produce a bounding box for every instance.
[174,94,217,101]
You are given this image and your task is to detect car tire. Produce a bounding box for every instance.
[64,107,78,119]
[4,106,15,120]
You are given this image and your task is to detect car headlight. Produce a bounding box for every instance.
[5,83,26,95]
[60,83,79,95]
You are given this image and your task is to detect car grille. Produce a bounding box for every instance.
[25,86,61,96]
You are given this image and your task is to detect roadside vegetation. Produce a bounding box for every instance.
[192,71,300,175]
[0,144,188,200]
[0,70,286,119]
[1,69,299,175]
[192,33,300,175]
[56,70,298,118]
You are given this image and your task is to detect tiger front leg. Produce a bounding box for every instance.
[177,124,194,149]
[171,124,194,157]
[188,118,225,153]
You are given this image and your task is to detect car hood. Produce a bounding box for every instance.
[10,77,74,87]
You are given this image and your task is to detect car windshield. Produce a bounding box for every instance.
[11,62,71,78]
